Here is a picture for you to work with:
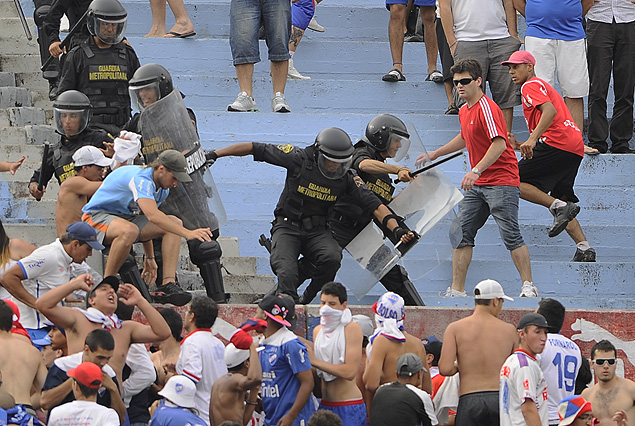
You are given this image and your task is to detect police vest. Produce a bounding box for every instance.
[52,128,108,183]
[274,146,350,221]
[80,40,132,127]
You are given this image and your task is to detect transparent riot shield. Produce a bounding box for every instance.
[338,123,463,301]
[139,89,226,230]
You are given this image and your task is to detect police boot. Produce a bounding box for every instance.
[380,265,425,306]
[188,240,228,303]
[119,254,153,302]
[298,280,323,305]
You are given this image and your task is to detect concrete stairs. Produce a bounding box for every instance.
[4,0,635,308]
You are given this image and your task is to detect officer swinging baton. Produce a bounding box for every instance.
[13,0,32,40]
[393,151,464,184]
[36,142,50,202]
[41,9,89,71]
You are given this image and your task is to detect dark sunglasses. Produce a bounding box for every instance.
[594,358,616,366]
[453,77,475,87]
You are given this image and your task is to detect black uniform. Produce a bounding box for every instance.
[57,37,140,134]
[42,0,92,73]
[29,126,113,187]
[330,143,420,305]
[369,381,435,426]
[252,142,382,300]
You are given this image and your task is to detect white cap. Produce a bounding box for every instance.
[225,343,250,369]
[158,375,196,408]
[352,315,374,338]
[474,279,514,301]
[72,146,111,168]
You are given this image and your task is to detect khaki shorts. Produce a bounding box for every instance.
[82,211,149,244]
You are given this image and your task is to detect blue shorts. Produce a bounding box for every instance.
[229,0,291,65]
[457,185,525,251]
[6,405,44,426]
[319,399,367,426]
[292,0,315,30]
[387,0,435,9]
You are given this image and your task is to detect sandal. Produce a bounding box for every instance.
[382,68,406,82]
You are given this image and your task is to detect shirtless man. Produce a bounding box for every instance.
[150,308,182,390]
[210,341,262,426]
[35,273,170,379]
[0,300,48,416]
[438,279,517,426]
[582,340,635,426]
[309,282,365,425]
[55,146,111,236]
[363,291,432,408]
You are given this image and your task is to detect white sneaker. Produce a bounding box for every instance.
[288,58,311,80]
[272,92,291,113]
[307,16,325,32]
[227,91,258,112]
[444,287,468,298]
[519,281,539,297]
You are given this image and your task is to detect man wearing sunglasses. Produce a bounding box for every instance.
[581,340,635,426]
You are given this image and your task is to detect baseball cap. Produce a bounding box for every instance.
[517,313,550,330]
[397,353,426,377]
[72,146,111,168]
[474,279,514,301]
[85,275,120,308]
[225,343,250,369]
[158,150,192,183]
[68,362,103,389]
[159,375,196,408]
[501,50,536,66]
[33,334,52,347]
[372,292,405,321]
[422,336,442,363]
[43,319,66,336]
[66,221,105,250]
[352,315,374,338]
[258,294,294,327]
[558,395,592,426]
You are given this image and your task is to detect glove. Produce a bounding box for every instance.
[238,318,267,333]
[205,150,218,166]
[230,329,254,350]
[393,226,410,241]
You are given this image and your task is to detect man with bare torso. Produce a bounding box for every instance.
[439,279,518,426]
[210,341,262,426]
[0,300,48,420]
[35,273,170,380]
[582,340,635,426]
[363,292,432,408]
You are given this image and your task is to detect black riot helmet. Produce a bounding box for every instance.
[364,114,411,161]
[314,127,354,180]
[86,0,127,45]
[129,64,174,111]
[53,90,92,137]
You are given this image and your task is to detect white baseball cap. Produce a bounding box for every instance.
[158,375,196,408]
[72,146,111,168]
[225,343,250,369]
[474,279,514,301]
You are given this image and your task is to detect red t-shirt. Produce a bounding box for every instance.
[521,77,584,157]
[459,95,520,187]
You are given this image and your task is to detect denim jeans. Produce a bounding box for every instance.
[229,0,291,65]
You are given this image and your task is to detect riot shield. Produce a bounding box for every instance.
[139,89,226,230]
[338,123,463,301]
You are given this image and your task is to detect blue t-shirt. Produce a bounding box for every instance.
[259,328,315,426]
[525,0,585,41]
[83,165,170,215]
[149,401,207,426]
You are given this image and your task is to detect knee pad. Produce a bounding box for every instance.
[119,254,153,301]
[188,240,222,265]
[188,240,227,303]
[34,4,51,27]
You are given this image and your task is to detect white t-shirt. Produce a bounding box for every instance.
[176,329,227,426]
[450,0,511,41]
[0,258,18,299]
[538,334,582,424]
[16,239,73,329]
[48,400,119,426]
[500,349,549,426]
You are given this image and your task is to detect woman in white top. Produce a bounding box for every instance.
[0,219,36,299]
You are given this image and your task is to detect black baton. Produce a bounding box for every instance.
[41,9,89,71]
[393,151,464,183]
[13,0,32,40]
[36,142,50,201]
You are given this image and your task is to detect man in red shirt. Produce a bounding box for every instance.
[503,51,595,263]
[419,58,536,298]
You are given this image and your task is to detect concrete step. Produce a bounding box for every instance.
[0,54,42,74]
[0,16,36,44]
[0,107,46,126]
[15,72,50,92]
[0,72,16,87]
[0,87,32,108]
[0,0,21,18]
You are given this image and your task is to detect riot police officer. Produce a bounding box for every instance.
[210,128,415,302]
[57,0,140,135]
[29,89,114,201]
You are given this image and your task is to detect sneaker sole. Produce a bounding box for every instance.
[273,106,291,113]
[548,204,580,237]
[227,106,258,112]
[153,292,192,306]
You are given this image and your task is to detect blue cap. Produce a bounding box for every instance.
[66,222,105,250]
[33,334,52,347]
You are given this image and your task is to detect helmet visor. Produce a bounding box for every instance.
[95,16,127,44]
[54,108,90,137]
[129,81,160,112]
[317,152,352,180]
[386,134,411,162]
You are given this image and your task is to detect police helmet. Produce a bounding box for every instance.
[314,127,354,180]
[129,64,173,112]
[364,114,411,161]
[53,90,92,137]
[86,0,127,45]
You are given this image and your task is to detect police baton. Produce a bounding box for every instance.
[393,151,464,184]
[41,9,89,71]
[13,0,32,40]
[36,142,50,201]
